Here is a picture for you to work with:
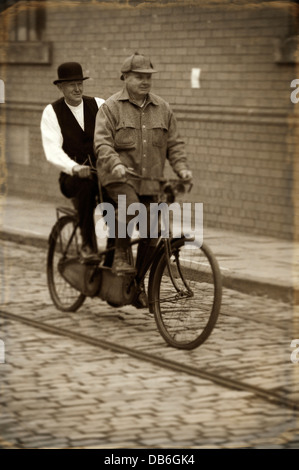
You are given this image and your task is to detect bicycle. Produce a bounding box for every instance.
[47,174,222,350]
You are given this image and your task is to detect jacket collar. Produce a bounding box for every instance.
[117,86,159,106]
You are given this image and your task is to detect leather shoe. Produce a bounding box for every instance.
[132,282,148,309]
[132,290,148,309]
[80,244,99,262]
[112,248,136,275]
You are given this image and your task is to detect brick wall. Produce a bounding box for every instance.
[0,0,297,238]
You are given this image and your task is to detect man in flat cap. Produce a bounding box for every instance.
[94,52,192,308]
[41,62,105,259]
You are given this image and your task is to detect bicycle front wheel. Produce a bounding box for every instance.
[151,239,222,350]
[47,215,86,312]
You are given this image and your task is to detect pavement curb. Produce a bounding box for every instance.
[0,229,296,304]
[222,272,295,304]
[0,229,49,250]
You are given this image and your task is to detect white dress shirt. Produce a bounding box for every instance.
[40,97,105,175]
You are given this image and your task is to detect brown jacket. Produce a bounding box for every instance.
[94,87,189,195]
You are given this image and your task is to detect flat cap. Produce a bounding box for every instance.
[120,52,157,80]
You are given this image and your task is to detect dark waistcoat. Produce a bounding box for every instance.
[52,95,98,167]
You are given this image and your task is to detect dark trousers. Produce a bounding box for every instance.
[103,183,157,249]
[59,172,99,248]
[103,183,159,279]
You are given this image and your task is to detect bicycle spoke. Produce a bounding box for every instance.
[151,240,222,349]
[47,216,86,312]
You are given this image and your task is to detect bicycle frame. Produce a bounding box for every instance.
[47,175,222,349]
[52,175,196,294]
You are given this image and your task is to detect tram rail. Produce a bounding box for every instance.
[1,308,299,414]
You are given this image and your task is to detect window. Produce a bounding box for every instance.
[0,0,51,65]
[274,1,299,64]
[5,124,30,166]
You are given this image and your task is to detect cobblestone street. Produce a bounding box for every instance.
[0,240,299,449]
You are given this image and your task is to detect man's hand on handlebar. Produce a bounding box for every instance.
[178,169,193,181]
[72,164,92,178]
[111,163,127,179]
[110,164,193,183]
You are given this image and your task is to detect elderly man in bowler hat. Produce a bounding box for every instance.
[41,62,105,259]
[94,52,192,308]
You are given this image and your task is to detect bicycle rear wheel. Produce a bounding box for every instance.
[151,239,222,350]
[47,215,86,312]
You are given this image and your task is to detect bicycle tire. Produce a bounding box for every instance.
[47,215,86,312]
[150,239,222,350]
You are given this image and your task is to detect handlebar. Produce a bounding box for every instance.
[126,167,192,189]
[125,168,193,204]
[90,165,193,202]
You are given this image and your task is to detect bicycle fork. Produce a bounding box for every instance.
[163,238,193,298]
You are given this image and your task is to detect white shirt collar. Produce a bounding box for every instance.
[65,99,84,129]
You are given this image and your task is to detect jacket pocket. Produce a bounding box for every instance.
[115,127,136,150]
[151,124,168,147]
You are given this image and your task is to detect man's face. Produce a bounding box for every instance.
[124,72,152,101]
[57,80,83,106]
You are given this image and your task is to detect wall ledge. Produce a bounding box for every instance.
[0,42,52,65]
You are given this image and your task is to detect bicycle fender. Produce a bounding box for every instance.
[48,215,78,245]
[48,219,62,245]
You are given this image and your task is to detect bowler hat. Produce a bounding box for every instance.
[53,62,89,85]
[120,52,157,80]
